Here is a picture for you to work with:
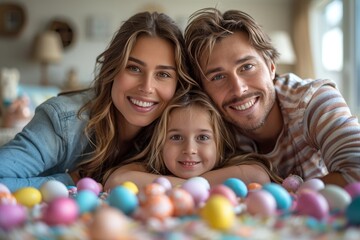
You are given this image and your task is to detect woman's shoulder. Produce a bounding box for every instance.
[37,89,95,117]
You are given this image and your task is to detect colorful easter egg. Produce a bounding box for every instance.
[107,185,138,215]
[223,178,248,198]
[298,178,325,193]
[245,190,277,217]
[77,177,101,195]
[345,196,360,225]
[138,183,166,205]
[181,179,209,207]
[142,194,174,219]
[75,189,99,214]
[296,189,329,220]
[121,181,139,195]
[0,192,17,205]
[201,195,235,230]
[247,182,262,191]
[13,187,42,208]
[167,188,195,216]
[209,184,238,206]
[320,184,351,213]
[344,182,360,199]
[89,207,129,240]
[42,197,79,226]
[0,204,26,231]
[153,177,172,191]
[40,180,69,203]
[0,183,10,194]
[263,183,292,211]
[282,174,303,193]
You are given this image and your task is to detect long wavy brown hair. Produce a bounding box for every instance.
[76,12,197,184]
[184,7,280,86]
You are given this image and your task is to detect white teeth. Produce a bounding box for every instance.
[180,162,199,166]
[233,99,255,110]
[130,98,154,107]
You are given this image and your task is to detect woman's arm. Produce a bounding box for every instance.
[104,163,185,192]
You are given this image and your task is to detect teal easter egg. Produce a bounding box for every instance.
[75,190,99,214]
[346,196,360,225]
[223,178,248,198]
[107,186,138,215]
[263,183,292,210]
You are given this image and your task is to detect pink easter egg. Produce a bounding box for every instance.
[181,180,209,206]
[245,190,277,217]
[0,204,26,231]
[77,177,101,195]
[344,182,360,199]
[282,174,303,193]
[43,197,79,225]
[153,177,172,191]
[209,185,238,206]
[295,189,329,220]
[167,188,195,216]
[298,178,325,193]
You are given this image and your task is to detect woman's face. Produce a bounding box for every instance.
[112,35,177,135]
[162,106,218,179]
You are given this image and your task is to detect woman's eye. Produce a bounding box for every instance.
[170,135,183,141]
[157,72,171,78]
[127,65,141,73]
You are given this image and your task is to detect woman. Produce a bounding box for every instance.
[0,11,196,192]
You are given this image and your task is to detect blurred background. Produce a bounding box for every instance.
[0,0,359,117]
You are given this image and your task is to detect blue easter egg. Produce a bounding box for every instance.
[75,190,99,214]
[107,186,138,215]
[346,196,360,225]
[263,183,292,210]
[223,178,248,198]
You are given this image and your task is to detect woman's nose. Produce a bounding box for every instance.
[138,75,154,94]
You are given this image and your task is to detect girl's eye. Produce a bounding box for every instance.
[127,65,141,73]
[197,135,210,141]
[170,135,183,141]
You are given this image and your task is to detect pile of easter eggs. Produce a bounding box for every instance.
[1,175,360,238]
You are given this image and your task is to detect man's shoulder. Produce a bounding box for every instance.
[274,73,336,92]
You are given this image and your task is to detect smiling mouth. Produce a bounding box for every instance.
[179,161,200,166]
[129,97,155,107]
[231,98,256,111]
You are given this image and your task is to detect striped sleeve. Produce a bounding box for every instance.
[304,84,360,182]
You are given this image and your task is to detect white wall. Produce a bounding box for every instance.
[0,0,294,87]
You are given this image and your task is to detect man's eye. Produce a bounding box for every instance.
[211,74,225,81]
[242,64,254,71]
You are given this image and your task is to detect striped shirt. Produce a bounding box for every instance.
[236,73,360,182]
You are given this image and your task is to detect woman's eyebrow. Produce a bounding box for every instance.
[128,56,176,71]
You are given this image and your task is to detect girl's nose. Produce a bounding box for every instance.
[182,140,197,155]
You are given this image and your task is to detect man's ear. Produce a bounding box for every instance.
[269,62,276,79]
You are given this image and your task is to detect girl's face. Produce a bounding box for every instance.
[111,35,177,137]
[162,105,218,178]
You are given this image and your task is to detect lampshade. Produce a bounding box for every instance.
[33,31,63,63]
[269,31,296,64]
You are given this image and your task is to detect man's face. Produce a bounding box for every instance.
[199,32,276,133]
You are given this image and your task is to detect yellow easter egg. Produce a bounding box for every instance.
[201,195,235,230]
[13,187,42,207]
[121,181,139,195]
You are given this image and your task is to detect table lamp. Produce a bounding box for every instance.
[33,31,63,85]
[269,31,296,65]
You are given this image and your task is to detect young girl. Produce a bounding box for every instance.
[104,89,282,191]
[0,12,196,192]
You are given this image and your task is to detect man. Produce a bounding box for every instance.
[185,7,360,187]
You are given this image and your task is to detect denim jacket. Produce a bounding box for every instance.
[0,90,94,192]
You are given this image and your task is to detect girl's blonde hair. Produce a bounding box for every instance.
[76,12,197,184]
